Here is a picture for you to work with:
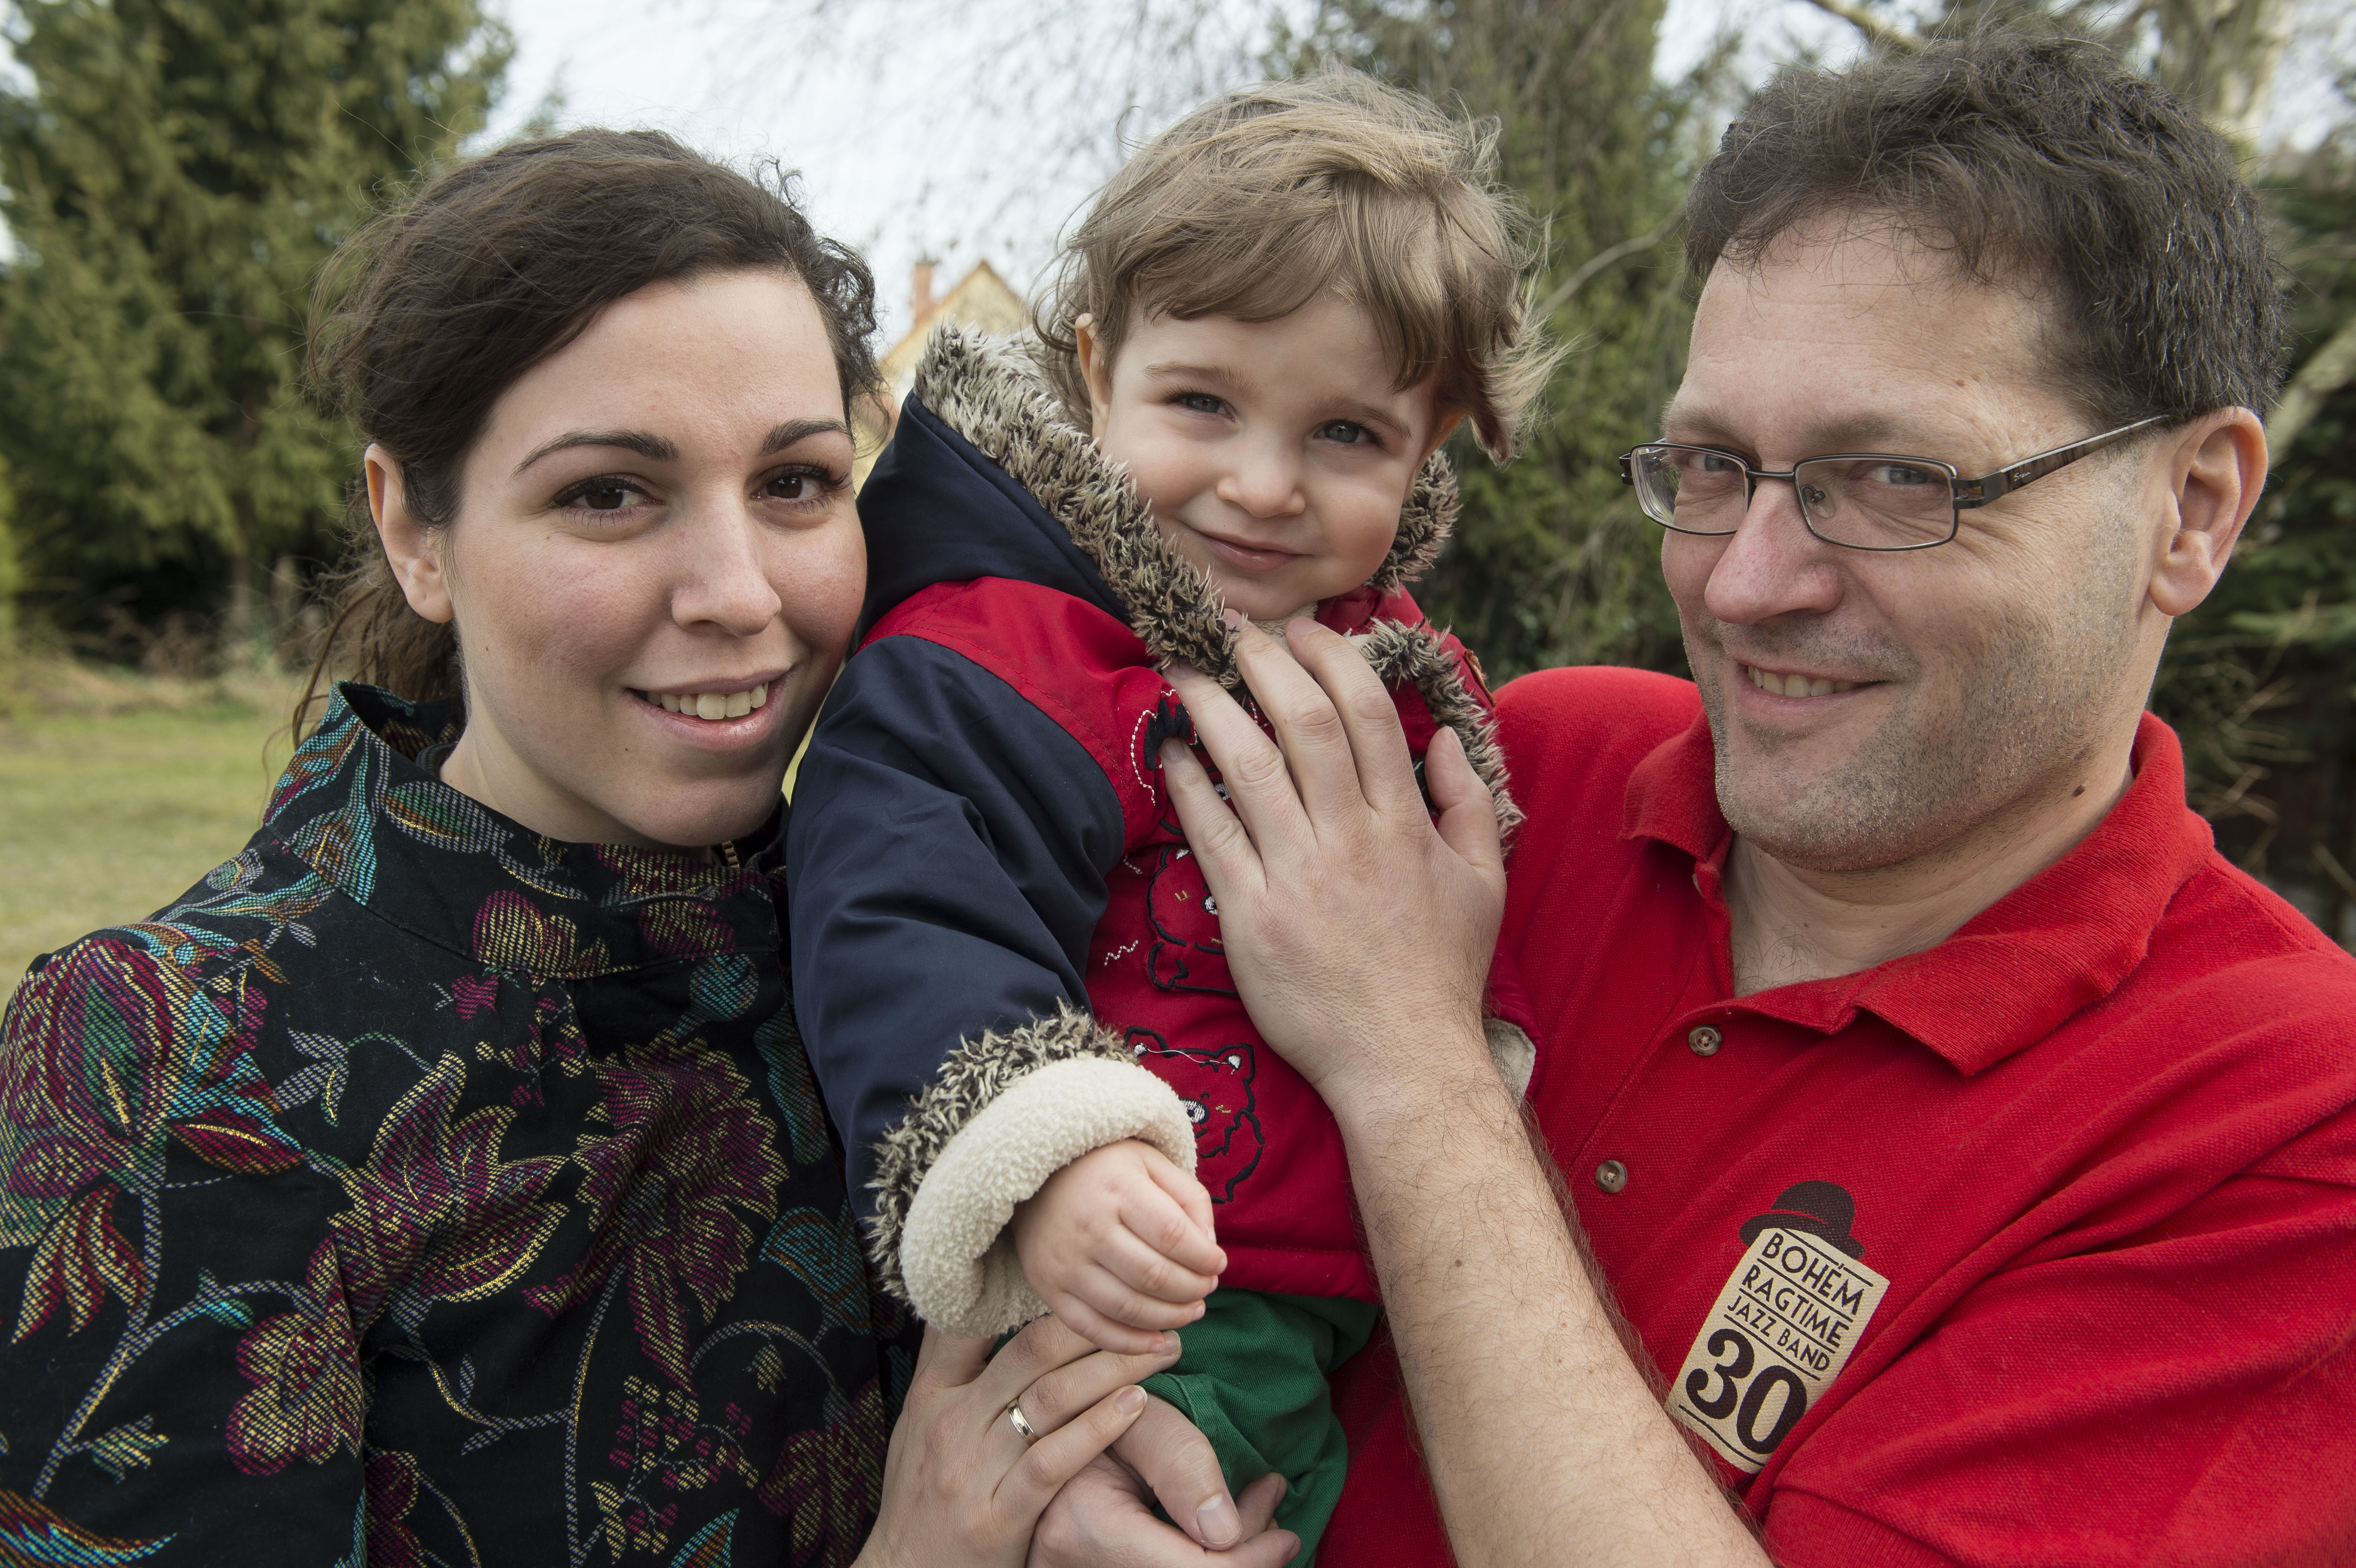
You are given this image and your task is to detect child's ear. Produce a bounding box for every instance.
[1074,314,1114,442]
[1418,407,1468,468]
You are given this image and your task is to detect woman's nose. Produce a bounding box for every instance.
[1702,477,1844,626]
[1214,442,1307,519]
[673,501,783,635]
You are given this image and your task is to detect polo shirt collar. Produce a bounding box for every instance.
[1621,708,2215,1075]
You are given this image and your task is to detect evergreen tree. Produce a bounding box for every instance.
[0,0,509,637]
[1275,0,1721,680]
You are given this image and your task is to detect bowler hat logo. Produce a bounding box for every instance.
[1671,1179,1889,1475]
[1737,1180,1866,1260]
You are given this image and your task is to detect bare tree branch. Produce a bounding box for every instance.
[1533,208,1684,318]
[1793,0,1922,55]
[2267,309,2356,454]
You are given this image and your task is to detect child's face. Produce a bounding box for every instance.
[1080,294,1460,621]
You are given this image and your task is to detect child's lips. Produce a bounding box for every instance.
[1193,527,1304,574]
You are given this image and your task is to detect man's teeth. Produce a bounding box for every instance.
[1746,666,1858,698]
[654,683,769,720]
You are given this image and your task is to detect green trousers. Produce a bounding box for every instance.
[1139,1288,1381,1563]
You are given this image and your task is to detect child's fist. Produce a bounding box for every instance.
[1012,1139,1226,1354]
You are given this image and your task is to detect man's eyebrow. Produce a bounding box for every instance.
[513,429,678,477]
[761,417,852,454]
[1658,403,1941,455]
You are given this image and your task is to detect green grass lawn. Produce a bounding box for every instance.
[1,705,293,998]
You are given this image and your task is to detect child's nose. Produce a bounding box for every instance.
[1214,444,1307,519]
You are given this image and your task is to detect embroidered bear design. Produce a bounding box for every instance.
[1127,1027,1262,1202]
[1145,845,1235,996]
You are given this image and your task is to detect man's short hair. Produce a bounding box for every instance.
[1685,31,2283,426]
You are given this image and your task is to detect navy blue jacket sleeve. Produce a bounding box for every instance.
[786,632,1128,1216]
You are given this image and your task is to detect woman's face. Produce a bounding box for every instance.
[369,267,865,853]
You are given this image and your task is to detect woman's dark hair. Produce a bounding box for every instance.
[1685,30,2283,428]
[297,128,880,733]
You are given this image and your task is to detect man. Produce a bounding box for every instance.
[1157,32,2356,1567]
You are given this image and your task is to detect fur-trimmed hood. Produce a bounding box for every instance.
[860,325,1518,836]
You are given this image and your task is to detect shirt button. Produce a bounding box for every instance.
[1594,1159,1628,1194]
[1688,1025,1723,1056]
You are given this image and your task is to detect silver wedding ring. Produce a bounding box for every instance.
[1005,1398,1039,1443]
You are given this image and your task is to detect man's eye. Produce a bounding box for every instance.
[1866,463,1937,488]
[1695,452,1745,475]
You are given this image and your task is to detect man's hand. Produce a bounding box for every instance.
[1012,1140,1226,1354]
[1032,1451,1296,1568]
[1159,617,1505,1112]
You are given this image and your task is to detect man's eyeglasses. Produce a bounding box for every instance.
[1616,417,2169,552]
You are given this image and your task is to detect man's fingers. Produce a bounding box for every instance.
[1220,617,1368,820]
[1425,725,1505,877]
[1110,1394,1247,1548]
[1283,617,1427,820]
[1233,1469,1288,1537]
[1006,1384,1151,1518]
[1157,736,1263,912]
[1161,661,1309,861]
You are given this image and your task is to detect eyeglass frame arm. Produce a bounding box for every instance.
[1949,415,2171,510]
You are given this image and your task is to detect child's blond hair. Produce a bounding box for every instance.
[1035,69,1556,461]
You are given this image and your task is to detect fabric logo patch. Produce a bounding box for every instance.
[1669,1180,1888,1474]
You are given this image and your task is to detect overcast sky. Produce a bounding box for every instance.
[479,0,2355,347]
[1,0,2348,326]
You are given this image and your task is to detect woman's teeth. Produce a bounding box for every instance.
[653,683,769,720]
[1747,666,1858,698]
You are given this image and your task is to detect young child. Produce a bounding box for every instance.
[788,71,1553,1557]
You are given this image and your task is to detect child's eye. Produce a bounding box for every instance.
[1319,420,1379,447]
[1176,392,1228,417]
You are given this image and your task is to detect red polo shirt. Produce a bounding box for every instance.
[1324,665,2356,1568]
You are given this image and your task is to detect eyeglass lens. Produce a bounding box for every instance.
[1635,448,1956,549]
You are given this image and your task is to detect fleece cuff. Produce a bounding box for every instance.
[899,1056,1196,1336]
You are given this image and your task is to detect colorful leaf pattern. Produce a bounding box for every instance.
[0,685,905,1564]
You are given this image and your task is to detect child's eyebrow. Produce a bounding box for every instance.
[1141,360,1245,391]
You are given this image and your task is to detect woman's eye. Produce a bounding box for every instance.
[562,479,645,512]
[761,468,840,504]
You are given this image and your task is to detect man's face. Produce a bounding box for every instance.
[1662,227,2164,873]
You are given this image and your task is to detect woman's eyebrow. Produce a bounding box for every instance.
[760,417,852,454]
[513,429,677,476]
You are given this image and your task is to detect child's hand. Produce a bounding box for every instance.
[1013,1139,1226,1354]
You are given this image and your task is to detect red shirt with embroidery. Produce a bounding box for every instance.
[1325,665,2356,1567]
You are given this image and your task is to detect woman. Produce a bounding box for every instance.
[0,130,1259,1567]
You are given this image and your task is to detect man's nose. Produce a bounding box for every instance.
[1213,439,1307,520]
[673,498,783,636]
[1701,477,1845,626]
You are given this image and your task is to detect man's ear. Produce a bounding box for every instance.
[1074,314,1114,442]
[365,444,456,624]
[2149,408,2268,618]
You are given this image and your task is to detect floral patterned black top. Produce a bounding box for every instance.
[0,684,909,1567]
